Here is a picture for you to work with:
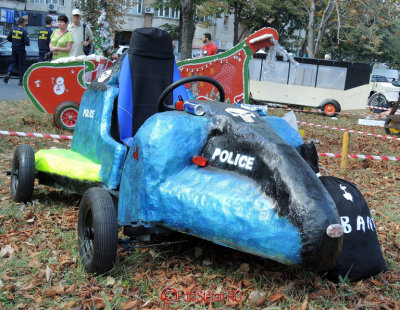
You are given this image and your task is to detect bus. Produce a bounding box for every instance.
[249,53,372,116]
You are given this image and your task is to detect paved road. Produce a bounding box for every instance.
[0,76,28,101]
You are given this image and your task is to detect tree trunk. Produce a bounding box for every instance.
[180,0,195,60]
[233,1,243,45]
[314,0,335,57]
[306,0,316,58]
[178,12,183,53]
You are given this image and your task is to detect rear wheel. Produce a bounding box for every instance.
[384,118,400,136]
[78,187,118,274]
[53,101,80,131]
[11,144,35,203]
[321,101,340,117]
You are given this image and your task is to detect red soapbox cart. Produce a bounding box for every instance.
[23,56,112,131]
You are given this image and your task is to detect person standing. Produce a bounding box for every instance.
[201,33,217,57]
[38,16,53,61]
[67,9,94,57]
[49,15,74,60]
[4,18,30,85]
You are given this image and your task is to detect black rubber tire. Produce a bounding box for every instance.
[384,118,400,136]
[321,100,340,117]
[157,76,226,112]
[368,93,389,113]
[11,144,35,203]
[78,187,118,274]
[53,101,80,131]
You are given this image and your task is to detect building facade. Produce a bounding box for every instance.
[118,0,236,55]
[0,0,236,55]
[0,0,72,36]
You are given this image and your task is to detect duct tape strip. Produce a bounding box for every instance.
[318,152,400,161]
[297,121,400,141]
[0,130,72,140]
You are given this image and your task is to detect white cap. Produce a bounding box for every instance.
[72,9,82,16]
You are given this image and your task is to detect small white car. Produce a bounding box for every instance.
[368,75,400,110]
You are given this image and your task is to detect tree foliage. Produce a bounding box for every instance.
[301,0,400,66]
[77,0,135,35]
[240,0,307,50]
[321,0,400,67]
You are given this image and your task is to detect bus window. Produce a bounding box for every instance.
[262,61,289,84]
[317,66,347,90]
[289,63,317,87]
[249,58,263,81]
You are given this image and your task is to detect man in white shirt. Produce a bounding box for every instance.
[67,8,94,57]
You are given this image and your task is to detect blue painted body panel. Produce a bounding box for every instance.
[263,116,303,148]
[71,86,127,189]
[118,112,302,265]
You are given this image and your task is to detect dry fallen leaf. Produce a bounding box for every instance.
[82,296,105,309]
[122,300,138,310]
[269,293,285,303]
[45,265,53,282]
[0,245,14,258]
[105,276,115,287]
[183,283,196,295]
[369,279,383,287]
[300,294,308,310]
[42,287,58,297]
[256,295,269,307]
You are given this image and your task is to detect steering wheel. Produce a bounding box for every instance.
[157,76,226,112]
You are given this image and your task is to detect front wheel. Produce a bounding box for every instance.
[321,100,340,117]
[11,144,35,203]
[368,93,389,113]
[53,101,80,131]
[78,187,118,274]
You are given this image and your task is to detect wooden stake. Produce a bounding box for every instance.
[340,132,350,173]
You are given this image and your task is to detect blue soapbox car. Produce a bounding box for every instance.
[11,28,343,274]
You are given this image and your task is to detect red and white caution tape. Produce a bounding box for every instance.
[266,103,393,116]
[318,152,400,161]
[298,121,400,141]
[0,130,72,140]
[267,105,372,117]
[1,131,397,161]
[368,105,391,111]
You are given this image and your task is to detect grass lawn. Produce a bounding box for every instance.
[0,99,399,309]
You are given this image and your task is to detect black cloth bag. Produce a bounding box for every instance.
[319,176,388,282]
[44,51,52,61]
[296,142,388,282]
[83,23,93,56]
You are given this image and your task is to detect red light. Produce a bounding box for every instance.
[175,100,184,111]
[192,156,207,167]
